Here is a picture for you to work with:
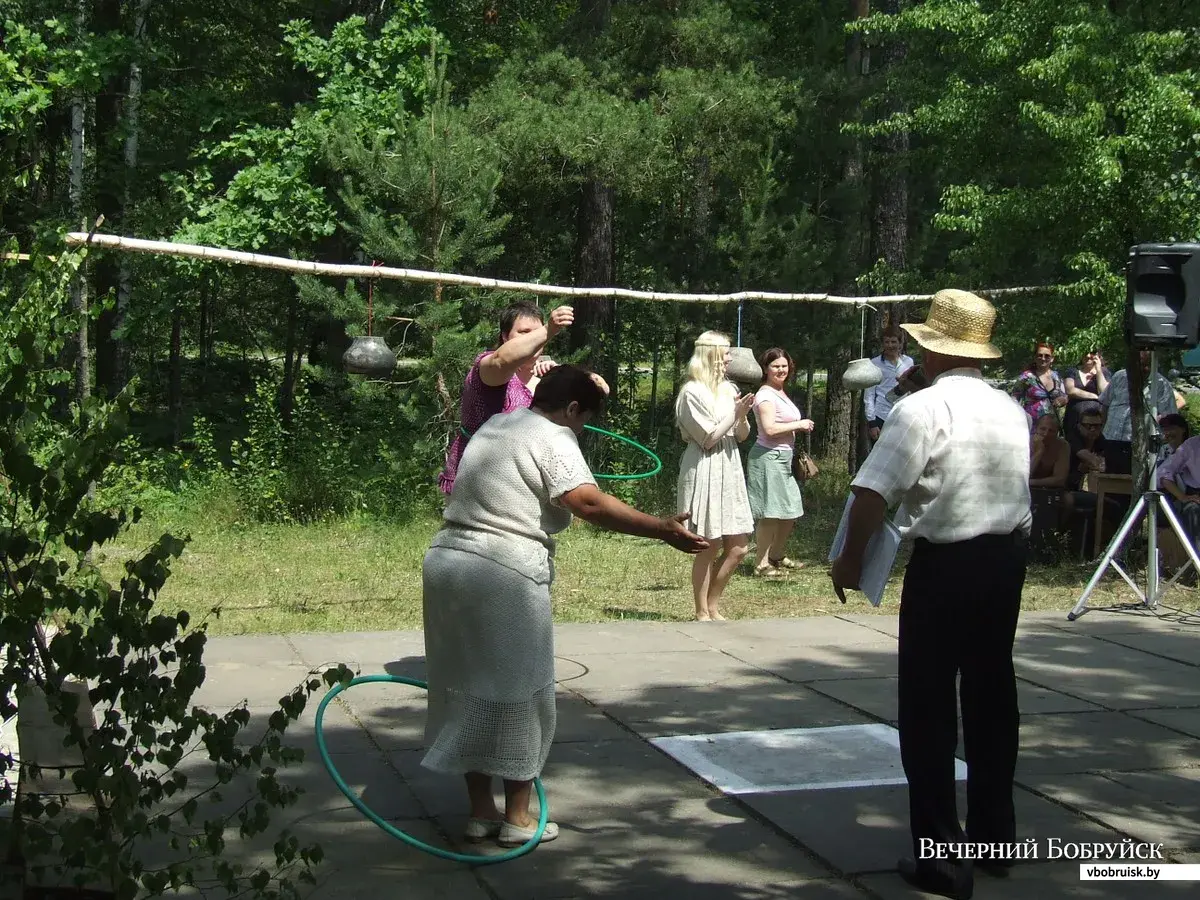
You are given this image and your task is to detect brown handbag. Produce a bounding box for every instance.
[792,449,819,483]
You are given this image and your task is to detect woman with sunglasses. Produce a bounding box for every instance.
[1010,341,1067,433]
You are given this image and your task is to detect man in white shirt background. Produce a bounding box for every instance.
[1099,351,1182,475]
[832,289,1031,900]
[864,326,915,442]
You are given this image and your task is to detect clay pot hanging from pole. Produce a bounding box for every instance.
[343,261,397,378]
[725,346,763,387]
[842,357,883,390]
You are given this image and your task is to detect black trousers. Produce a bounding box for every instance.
[898,530,1027,863]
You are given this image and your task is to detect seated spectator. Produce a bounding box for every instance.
[1027,414,1070,561]
[1155,432,1200,554]
[1067,402,1107,491]
[1030,414,1069,489]
[1159,413,1191,459]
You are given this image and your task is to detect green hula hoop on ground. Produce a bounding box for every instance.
[458,422,661,481]
[314,674,548,864]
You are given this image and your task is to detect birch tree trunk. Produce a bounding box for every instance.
[70,0,89,406]
[113,0,152,393]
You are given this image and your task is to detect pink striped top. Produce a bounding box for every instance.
[438,352,533,494]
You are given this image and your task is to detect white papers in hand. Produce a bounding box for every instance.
[827,494,902,607]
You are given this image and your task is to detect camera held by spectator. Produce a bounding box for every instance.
[886,365,929,403]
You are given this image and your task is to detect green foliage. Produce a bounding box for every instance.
[854,0,1200,361]
[174,7,440,254]
[0,255,350,897]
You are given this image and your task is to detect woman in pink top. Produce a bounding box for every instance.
[746,348,815,577]
[439,302,574,495]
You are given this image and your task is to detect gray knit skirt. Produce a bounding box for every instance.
[421,545,556,781]
[746,443,805,521]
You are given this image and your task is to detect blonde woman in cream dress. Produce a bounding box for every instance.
[674,331,756,620]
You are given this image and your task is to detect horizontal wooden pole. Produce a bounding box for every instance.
[64,232,1048,305]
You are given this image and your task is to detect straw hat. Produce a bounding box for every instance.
[900,289,1002,359]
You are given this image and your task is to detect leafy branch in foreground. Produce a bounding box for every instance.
[1,247,351,898]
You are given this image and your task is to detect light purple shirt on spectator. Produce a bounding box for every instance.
[754,386,803,449]
[1158,435,1200,491]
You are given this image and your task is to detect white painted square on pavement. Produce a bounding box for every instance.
[650,723,967,794]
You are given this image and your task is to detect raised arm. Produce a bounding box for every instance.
[678,386,755,450]
[478,306,573,387]
[1064,372,1098,401]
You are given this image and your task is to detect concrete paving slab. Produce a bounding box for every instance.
[551,622,707,655]
[860,861,1197,899]
[559,649,778,693]
[555,655,589,685]
[808,676,1105,724]
[579,681,872,738]
[287,630,427,671]
[1053,609,1200,636]
[1023,768,1200,850]
[835,613,900,638]
[198,633,302,666]
[473,797,840,900]
[335,688,632,750]
[172,745,424,822]
[324,685,429,751]
[192,662,324,709]
[739,782,1121,875]
[1082,631,1200,666]
[719,642,900,683]
[389,737,715,819]
[226,699,381,758]
[1014,712,1200,776]
[1127,706,1200,740]
[307,870,490,900]
[677,615,894,648]
[230,808,463,874]
[550,696,639,743]
[188,619,1200,900]
[1014,645,1199,711]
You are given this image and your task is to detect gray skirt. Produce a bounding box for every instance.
[746,443,805,521]
[421,545,556,781]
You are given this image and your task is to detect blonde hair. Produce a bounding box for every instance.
[681,330,730,396]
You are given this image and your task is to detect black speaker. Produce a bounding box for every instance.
[1125,242,1200,349]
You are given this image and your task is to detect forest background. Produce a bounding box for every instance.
[2,0,1199,629]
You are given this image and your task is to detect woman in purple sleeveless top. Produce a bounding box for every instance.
[439,302,574,495]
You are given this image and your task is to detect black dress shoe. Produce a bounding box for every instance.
[897,856,974,900]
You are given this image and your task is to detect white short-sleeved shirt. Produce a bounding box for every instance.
[851,368,1033,543]
[436,407,596,582]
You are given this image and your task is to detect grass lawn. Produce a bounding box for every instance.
[101,480,1200,635]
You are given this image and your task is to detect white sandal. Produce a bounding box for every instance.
[497,820,559,847]
[464,817,503,842]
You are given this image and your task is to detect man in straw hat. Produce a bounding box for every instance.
[831,289,1032,900]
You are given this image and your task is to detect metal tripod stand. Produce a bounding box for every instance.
[1069,351,1200,620]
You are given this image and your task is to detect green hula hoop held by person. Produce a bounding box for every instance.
[420,365,709,852]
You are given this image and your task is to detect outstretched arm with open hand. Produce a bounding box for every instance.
[558,484,709,553]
